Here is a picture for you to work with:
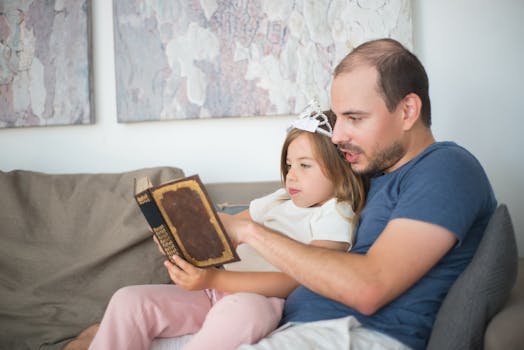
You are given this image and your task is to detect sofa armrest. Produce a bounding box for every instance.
[484,257,524,350]
[0,167,186,350]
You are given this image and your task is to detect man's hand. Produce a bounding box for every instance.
[218,212,255,247]
[164,255,218,291]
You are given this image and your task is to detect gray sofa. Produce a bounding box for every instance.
[0,166,522,349]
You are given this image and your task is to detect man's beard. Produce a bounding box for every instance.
[354,142,405,176]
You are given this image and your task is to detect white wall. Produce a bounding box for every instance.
[1,0,522,256]
[412,0,524,255]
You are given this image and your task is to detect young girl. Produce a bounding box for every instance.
[77,103,366,350]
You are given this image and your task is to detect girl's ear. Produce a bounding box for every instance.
[401,93,422,131]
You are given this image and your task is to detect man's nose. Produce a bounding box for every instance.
[331,119,349,145]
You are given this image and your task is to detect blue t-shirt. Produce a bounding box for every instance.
[281,142,497,350]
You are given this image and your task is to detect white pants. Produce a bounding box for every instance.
[237,316,412,350]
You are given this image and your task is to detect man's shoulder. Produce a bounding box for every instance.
[392,141,496,238]
[406,141,484,177]
[420,141,475,160]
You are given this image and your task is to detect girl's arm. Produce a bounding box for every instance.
[166,257,298,298]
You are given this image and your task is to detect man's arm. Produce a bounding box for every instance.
[221,214,457,315]
[164,210,349,298]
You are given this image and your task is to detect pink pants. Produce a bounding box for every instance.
[89,284,284,350]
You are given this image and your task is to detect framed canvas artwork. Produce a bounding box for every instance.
[0,0,93,128]
[113,0,412,122]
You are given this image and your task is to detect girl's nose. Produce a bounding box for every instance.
[286,167,297,181]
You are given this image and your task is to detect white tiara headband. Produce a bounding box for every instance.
[287,99,333,137]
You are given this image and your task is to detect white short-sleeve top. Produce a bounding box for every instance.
[226,188,355,272]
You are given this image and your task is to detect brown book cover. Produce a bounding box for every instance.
[134,174,240,268]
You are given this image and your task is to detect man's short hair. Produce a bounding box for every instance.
[334,38,431,127]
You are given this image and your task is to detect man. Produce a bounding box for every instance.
[221,38,496,349]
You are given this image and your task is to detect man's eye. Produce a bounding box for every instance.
[349,116,361,121]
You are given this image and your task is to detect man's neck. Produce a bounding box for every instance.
[385,128,435,174]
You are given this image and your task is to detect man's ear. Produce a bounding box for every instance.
[401,93,422,130]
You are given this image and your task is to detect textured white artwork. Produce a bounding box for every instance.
[113,0,412,122]
[0,0,92,128]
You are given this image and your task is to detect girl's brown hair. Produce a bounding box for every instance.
[280,110,367,225]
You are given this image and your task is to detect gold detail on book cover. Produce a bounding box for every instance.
[136,192,151,205]
[152,225,180,257]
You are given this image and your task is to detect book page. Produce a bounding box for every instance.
[134,176,153,195]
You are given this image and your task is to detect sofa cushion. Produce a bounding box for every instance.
[205,181,281,206]
[426,204,518,350]
[0,167,184,350]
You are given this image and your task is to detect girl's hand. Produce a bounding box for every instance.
[164,255,217,290]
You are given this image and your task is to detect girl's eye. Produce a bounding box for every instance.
[300,163,311,169]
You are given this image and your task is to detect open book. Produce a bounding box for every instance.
[134,174,240,268]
